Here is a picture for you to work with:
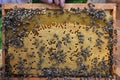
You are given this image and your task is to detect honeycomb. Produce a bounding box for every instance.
[3,3,115,78]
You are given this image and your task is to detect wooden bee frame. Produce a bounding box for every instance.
[2,3,117,80]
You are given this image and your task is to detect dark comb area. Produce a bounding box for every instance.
[2,3,116,79]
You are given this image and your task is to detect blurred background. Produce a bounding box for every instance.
[33,0,87,3]
[0,8,2,49]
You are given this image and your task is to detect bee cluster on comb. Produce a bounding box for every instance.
[2,3,118,80]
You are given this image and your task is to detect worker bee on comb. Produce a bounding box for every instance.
[2,2,116,79]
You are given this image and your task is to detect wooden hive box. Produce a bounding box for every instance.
[1,3,118,80]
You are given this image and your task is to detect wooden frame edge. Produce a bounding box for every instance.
[2,3,116,10]
[1,3,117,80]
